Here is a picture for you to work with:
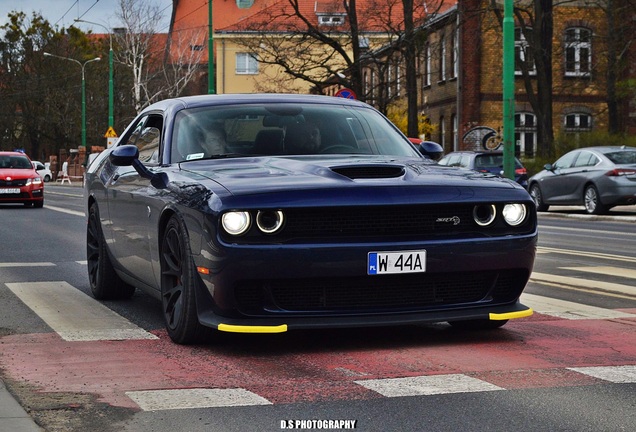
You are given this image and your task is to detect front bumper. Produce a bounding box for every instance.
[192,234,537,332]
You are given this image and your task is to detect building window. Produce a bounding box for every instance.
[564,113,592,131]
[190,45,204,51]
[318,15,345,26]
[451,28,458,79]
[514,112,537,158]
[439,116,445,148]
[515,27,536,75]
[451,114,458,149]
[565,27,591,77]
[439,35,446,81]
[236,53,258,74]
[423,43,431,87]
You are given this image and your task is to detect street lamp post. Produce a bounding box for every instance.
[43,52,101,154]
[75,19,114,130]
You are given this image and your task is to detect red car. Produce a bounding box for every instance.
[0,151,44,208]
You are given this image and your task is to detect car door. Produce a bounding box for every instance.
[567,150,602,201]
[106,113,163,289]
[540,151,580,203]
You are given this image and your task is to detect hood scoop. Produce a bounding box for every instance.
[331,165,406,180]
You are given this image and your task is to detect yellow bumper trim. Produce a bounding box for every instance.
[489,308,533,321]
[218,323,288,333]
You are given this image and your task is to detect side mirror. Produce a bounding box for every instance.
[109,144,168,189]
[109,144,139,166]
[544,163,554,171]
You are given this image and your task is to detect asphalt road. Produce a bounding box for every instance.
[1,183,635,432]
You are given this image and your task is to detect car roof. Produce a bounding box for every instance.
[142,93,372,113]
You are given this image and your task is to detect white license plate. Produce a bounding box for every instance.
[0,188,20,194]
[368,250,427,275]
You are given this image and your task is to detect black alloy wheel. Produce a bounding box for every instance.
[86,203,135,299]
[160,215,211,344]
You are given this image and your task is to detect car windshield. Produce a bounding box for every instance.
[605,149,636,165]
[0,155,32,169]
[171,103,419,163]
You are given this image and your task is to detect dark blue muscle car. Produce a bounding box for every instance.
[84,94,537,344]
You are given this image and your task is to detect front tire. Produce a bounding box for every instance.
[529,184,549,212]
[160,215,212,344]
[87,203,136,299]
[584,185,607,215]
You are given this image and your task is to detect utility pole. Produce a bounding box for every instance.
[208,1,215,94]
[502,0,515,180]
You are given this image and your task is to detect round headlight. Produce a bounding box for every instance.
[473,204,497,226]
[221,211,251,236]
[256,210,284,234]
[502,203,527,226]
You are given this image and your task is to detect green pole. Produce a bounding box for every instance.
[208,0,215,94]
[108,47,114,128]
[502,0,515,180]
[81,69,87,149]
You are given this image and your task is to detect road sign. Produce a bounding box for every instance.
[104,126,118,138]
[335,88,356,100]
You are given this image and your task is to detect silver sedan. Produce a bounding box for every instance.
[528,146,636,214]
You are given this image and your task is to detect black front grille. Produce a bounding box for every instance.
[222,204,536,244]
[234,269,528,316]
[0,179,27,187]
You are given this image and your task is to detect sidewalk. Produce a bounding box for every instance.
[0,379,42,432]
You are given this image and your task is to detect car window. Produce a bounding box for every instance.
[0,155,32,169]
[439,154,461,167]
[459,154,471,168]
[553,152,578,169]
[573,151,599,168]
[475,154,503,168]
[605,149,636,165]
[120,114,163,164]
[170,103,419,163]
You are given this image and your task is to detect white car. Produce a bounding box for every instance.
[32,161,52,182]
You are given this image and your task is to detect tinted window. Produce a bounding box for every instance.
[605,150,636,165]
[573,151,599,167]
[0,155,32,169]
[170,103,419,163]
[553,152,578,169]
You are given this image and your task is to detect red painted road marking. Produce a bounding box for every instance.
[1,312,635,409]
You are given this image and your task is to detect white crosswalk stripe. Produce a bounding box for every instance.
[521,293,635,320]
[125,388,272,411]
[5,281,157,341]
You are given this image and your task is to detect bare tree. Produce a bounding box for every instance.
[114,0,165,111]
[162,28,206,98]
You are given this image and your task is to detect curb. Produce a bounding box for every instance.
[0,379,42,431]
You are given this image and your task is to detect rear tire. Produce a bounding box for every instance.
[160,215,212,344]
[86,203,136,300]
[584,185,607,215]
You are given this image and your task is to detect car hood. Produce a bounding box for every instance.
[0,169,37,180]
[180,156,520,197]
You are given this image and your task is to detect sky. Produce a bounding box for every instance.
[0,0,173,33]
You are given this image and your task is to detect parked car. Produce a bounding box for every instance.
[84,94,537,344]
[528,146,636,214]
[0,151,44,208]
[32,161,52,182]
[437,151,528,188]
